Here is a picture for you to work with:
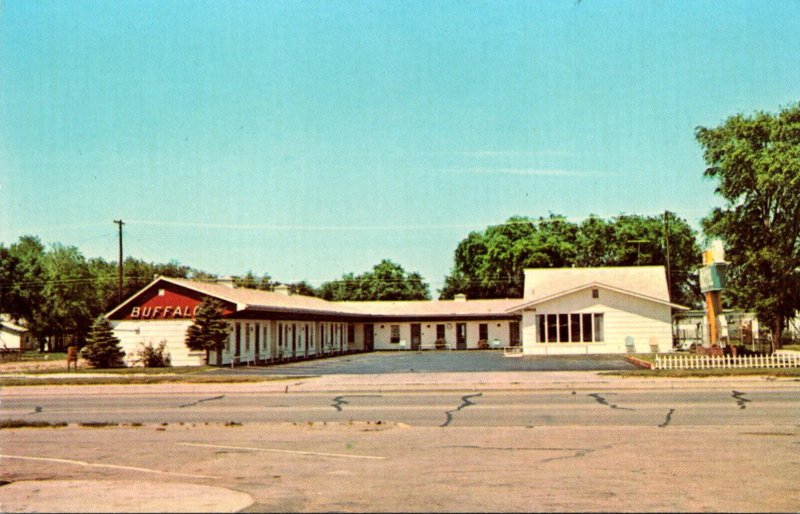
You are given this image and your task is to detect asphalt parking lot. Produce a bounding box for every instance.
[207,350,639,375]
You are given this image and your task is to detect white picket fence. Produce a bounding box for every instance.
[655,352,800,370]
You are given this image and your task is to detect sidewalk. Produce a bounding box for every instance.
[2,371,797,397]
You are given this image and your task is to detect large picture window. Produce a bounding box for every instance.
[536,313,605,343]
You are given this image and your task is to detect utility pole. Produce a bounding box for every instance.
[664,211,672,300]
[628,239,649,266]
[114,219,124,304]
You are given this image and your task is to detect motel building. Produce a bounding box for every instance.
[105,266,685,366]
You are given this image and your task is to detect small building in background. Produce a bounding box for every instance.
[0,314,34,352]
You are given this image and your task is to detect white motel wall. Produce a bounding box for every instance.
[106,266,686,367]
[520,287,674,355]
[112,319,204,367]
[367,320,516,350]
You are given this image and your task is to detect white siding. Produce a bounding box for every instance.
[521,287,673,355]
[112,319,205,367]
[372,320,516,350]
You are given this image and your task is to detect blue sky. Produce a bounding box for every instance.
[2,0,798,292]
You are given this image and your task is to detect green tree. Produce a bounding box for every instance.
[233,271,275,291]
[81,316,125,368]
[440,213,700,306]
[185,297,230,365]
[40,243,95,348]
[697,103,800,350]
[288,281,317,296]
[319,260,430,301]
[4,236,47,339]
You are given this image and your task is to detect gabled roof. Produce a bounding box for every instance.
[509,266,688,311]
[105,276,365,318]
[0,320,28,333]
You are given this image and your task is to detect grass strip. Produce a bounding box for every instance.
[0,374,307,387]
[604,367,800,378]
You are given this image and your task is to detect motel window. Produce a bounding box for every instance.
[390,325,400,344]
[582,314,592,342]
[479,323,488,341]
[245,323,250,352]
[546,314,557,342]
[594,313,604,342]
[537,313,605,343]
[348,324,355,343]
[537,315,546,343]
[436,324,446,340]
[254,323,260,352]
[558,314,569,343]
[570,314,580,343]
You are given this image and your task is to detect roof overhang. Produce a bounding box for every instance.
[506,282,689,313]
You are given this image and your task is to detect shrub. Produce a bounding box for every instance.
[82,316,125,368]
[435,338,447,350]
[477,339,489,350]
[134,340,172,367]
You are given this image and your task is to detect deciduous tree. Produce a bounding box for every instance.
[319,260,430,301]
[697,102,800,349]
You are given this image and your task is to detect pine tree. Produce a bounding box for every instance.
[82,316,125,368]
[185,297,229,365]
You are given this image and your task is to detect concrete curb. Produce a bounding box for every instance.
[625,356,655,369]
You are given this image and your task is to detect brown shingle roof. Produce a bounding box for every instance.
[163,277,364,315]
[338,298,523,317]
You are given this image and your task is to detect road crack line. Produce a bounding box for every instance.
[178,395,225,408]
[732,390,751,409]
[539,444,614,463]
[588,393,635,411]
[179,442,385,460]
[658,408,675,428]
[330,395,382,411]
[440,393,482,427]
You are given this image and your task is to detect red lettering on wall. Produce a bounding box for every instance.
[114,283,234,321]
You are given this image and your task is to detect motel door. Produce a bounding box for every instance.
[363,324,374,351]
[234,323,242,358]
[456,323,467,350]
[410,324,421,350]
[509,321,521,346]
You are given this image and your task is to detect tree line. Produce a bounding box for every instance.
[3,102,799,350]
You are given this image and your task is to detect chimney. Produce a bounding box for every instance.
[274,284,292,296]
[218,276,236,288]
[454,293,467,302]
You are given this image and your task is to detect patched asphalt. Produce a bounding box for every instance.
[204,350,640,375]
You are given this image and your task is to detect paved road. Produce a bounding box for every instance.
[206,351,640,375]
[2,379,798,427]
[2,374,800,512]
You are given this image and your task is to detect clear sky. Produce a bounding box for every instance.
[1,0,798,292]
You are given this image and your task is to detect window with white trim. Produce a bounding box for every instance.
[536,313,604,342]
